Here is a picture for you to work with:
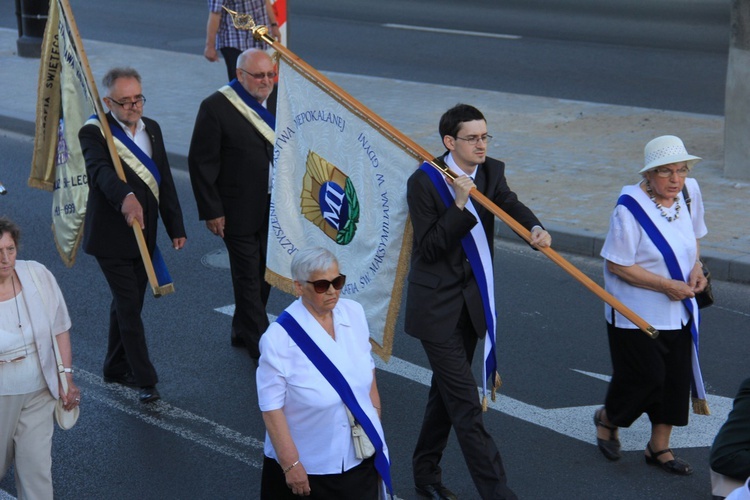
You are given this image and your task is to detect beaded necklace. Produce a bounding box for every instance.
[645,180,680,222]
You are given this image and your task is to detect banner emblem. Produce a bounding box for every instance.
[301,150,360,245]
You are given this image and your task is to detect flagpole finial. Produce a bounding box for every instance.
[221,5,270,42]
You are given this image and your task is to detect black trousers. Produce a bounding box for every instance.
[260,455,378,500]
[413,305,517,500]
[223,222,270,358]
[605,321,693,428]
[96,256,157,387]
[220,47,241,82]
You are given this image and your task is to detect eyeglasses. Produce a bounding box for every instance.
[653,166,690,178]
[0,354,27,365]
[455,134,493,145]
[238,68,277,80]
[306,274,346,293]
[107,96,146,110]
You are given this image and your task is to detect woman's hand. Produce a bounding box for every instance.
[660,278,695,301]
[59,376,81,411]
[688,262,708,293]
[285,462,311,496]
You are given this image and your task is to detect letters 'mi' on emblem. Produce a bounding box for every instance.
[300,150,360,245]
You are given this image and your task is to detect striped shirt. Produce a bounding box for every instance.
[209,0,270,50]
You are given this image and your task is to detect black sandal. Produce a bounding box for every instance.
[645,443,693,476]
[594,407,621,461]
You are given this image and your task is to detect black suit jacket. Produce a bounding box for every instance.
[404,154,542,342]
[710,377,750,479]
[187,87,277,236]
[79,113,186,258]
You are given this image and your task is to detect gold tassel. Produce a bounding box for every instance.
[491,372,503,402]
[482,394,488,412]
[692,398,711,415]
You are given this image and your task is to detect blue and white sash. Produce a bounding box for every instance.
[86,115,172,288]
[219,79,275,145]
[276,311,393,497]
[617,194,709,414]
[419,161,500,407]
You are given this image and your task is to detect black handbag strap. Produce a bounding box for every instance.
[682,185,692,215]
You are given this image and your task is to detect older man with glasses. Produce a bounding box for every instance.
[189,48,277,361]
[78,67,187,404]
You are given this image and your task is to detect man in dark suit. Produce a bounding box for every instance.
[188,48,276,360]
[79,67,187,403]
[406,104,551,499]
[711,377,750,484]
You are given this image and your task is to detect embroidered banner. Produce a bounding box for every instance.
[267,57,417,360]
[29,0,95,267]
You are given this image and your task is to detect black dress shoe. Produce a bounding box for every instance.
[594,407,622,461]
[103,372,138,388]
[645,443,693,475]
[415,483,458,500]
[139,386,161,403]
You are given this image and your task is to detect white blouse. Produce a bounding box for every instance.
[257,298,386,475]
[601,178,707,330]
[0,276,58,395]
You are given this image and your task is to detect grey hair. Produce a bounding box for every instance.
[291,247,339,282]
[102,67,141,91]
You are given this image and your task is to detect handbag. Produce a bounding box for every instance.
[682,186,714,309]
[52,334,79,430]
[27,262,80,429]
[345,406,375,459]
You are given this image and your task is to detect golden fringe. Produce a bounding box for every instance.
[482,395,488,412]
[692,398,711,415]
[491,372,502,402]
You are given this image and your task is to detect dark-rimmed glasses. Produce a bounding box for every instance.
[306,274,346,293]
[107,96,146,110]
[238,68,277,80]
[455,134,493,145]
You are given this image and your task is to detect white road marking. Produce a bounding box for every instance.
[383,23,522,40]
[218,306,731,451]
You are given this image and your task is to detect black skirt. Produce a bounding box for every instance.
[604,320,693,428]
[260,454,379,500]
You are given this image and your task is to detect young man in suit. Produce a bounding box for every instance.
[79,67,187,403]
[188,49,276,360]
[405,104,551,499]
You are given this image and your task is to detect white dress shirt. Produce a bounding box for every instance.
[601,178,707,329]
[257,298,387,474]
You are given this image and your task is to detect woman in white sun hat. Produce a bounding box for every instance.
[593,135,709,476]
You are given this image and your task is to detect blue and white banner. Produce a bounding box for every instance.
[267,58,417,359]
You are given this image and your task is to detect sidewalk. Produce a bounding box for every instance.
[1,27,748,283]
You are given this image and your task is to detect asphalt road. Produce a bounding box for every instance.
[0,1,745,498]
[0,0,730,114]
[1,128,749,499]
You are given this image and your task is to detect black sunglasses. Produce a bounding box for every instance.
[306,274,346,293]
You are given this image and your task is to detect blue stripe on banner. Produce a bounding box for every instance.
[418,163,498,390]
[151,245,172,288]
[276,311,393,497]
[228,79,276,130]
[107,119,161,186]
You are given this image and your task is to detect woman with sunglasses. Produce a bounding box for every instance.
[0,217,80,498]
[256,247,389,499]
[594,136,709,476]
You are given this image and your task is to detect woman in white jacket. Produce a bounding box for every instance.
[0,217,80,499]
